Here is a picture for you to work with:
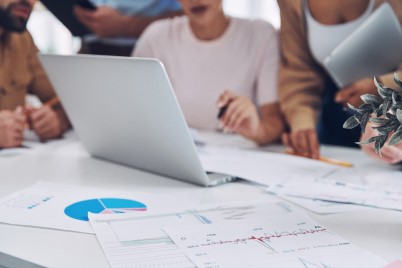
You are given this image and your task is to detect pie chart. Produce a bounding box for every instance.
[64,198,147,221]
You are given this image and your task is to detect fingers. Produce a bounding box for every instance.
[29,106,61,140]
[218,95,259,138]
[74,6,95,20]
[216,90,235,108]
[335,78,376,107]
[378,146,402,164]
[335,85,354,104]
[73,6,96,28]
[0,108,26,148]
[288,130,320,159]
[307,130,320,159]
[222,98,247,130]
[335,86,361,107]
[281,133,291,147]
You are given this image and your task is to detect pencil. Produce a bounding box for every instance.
[318,156,353,168]
[285,150,353,168]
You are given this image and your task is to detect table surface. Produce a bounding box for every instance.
[0,131,401,268]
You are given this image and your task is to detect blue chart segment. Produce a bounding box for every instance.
[64,198,147,221]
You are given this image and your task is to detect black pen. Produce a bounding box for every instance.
[217,104,228,119]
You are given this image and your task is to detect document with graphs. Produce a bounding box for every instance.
[165,212,386,268]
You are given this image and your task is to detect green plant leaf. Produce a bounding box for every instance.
[382,96,391,118]
[347,103,359,112]
[356,136,377,145]
[392,91,402,104]
[375,140,382,155]
[397,109,402,124]
[392,101,402,112]
[394,73,402,89]
[361,94,380,104]
[388,130,402,146]
[373,123,399,135]
[343,116,360,129]
[375,77,389,98]
[360,112,370,133]
[369,117,388,125]
[359,103,373,111]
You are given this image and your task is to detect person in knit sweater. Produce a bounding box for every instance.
[278,0,402,159]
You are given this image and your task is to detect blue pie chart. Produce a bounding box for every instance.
[64,198,147,221]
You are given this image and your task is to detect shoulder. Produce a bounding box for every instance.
[7,31,36,53]
[8,31,33,44]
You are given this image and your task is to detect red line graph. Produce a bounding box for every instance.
[199,228,328,247]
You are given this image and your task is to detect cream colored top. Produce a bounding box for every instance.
[134,16,279,130]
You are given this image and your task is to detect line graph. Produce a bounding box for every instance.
[196,227,328,249]
[165,213,386,268]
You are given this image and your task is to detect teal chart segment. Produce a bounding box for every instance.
[64,198,147,221]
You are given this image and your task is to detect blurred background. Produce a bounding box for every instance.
[28,0,280,54]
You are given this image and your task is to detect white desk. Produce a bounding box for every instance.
[0,132,401,267]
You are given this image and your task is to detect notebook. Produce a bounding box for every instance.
[39,54,236,187]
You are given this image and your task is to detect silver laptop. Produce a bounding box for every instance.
[39,54,235,187]
[323,3,402,87]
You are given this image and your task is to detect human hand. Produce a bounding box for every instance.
[0,106,26,148]
[335,77,377,107]
[29,106,62,141]
[217,90,261,140]
[360,123,402,164]
[282,129,320,159]
[74,5,128,38]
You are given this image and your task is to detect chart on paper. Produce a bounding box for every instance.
[0,181,201,234]
[165,213,387,268]
[89,201,295,268]
[64,198,147,221]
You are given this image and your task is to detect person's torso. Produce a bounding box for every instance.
[0,32,33,110]
[145,17,277,130]
[304,0,375,65]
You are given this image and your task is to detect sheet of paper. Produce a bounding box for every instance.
[89,201,297,268]
[0,181,201,233]
[326,167,402,192]
[165,213,386,268]
[198,146,336,186]
[280,195,370,214]
[266,176,402,211]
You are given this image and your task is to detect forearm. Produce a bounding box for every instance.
[254,116,285,146]
[277,0,324,132]
[252,103,285,145]
[54,106,71,135]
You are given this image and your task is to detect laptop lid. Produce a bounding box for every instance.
[323,3,402,88]
[39,54,211,186]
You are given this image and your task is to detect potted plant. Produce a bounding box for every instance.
[343,73,402,154]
